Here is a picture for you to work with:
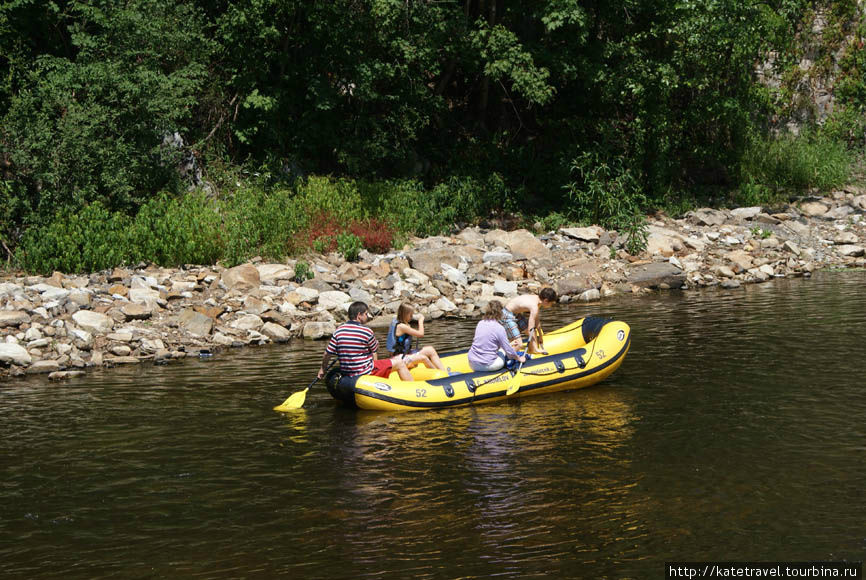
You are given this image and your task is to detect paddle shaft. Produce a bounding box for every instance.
[506,328,534,396]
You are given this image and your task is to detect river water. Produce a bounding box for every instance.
[2,271,865,578]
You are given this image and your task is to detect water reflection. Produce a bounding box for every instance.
[3,271,866,578]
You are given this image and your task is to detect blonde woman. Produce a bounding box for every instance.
[468,300,525,372]
[386,303,446,371]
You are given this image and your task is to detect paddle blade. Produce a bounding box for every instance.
[505,372,521,396]
[273,388,309,411]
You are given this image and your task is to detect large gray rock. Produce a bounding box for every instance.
[26,360,62,374]
[836,245,865,257]
[627,262,686,289]
[406,248,460,277]
[318,290,352,311]
[0,343,31,366]
[560,226,602,243]
[261,322,291,342]
[128,287,161,309]
[505,229,550,260]
[303,321,336,340]
[433,297,458,312]
[72,311,114,334]
[0,311,30,328]
[730,207,762,220]
[482,251,513,263]
[687,208,728,226]
[121,303,152,320]
[555,274,595,296]
[256,264,294,284]
[493,280,518,296]
[222,263,260,291]
[231,313,264,331]
[302,277,337,292]
[441,264,469,287]
[799,201,828,217]
[178,309,213,337]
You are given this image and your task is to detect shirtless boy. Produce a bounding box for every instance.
[501,288,557,354]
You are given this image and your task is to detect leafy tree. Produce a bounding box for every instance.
[1,0,212,224]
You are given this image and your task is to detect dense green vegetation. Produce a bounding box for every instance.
[1,1,863,274]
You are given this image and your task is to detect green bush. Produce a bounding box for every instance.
[534,211,572,233]
[565,151,649,253]
[293,260,313,283]
[740,129,852,193]
[130,192,223,267]
[359,179,444,238]
[16,202,133,275]
[219,186,303,266]
[336,232,362,262]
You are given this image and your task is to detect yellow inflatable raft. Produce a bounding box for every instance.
[325,316,630,411]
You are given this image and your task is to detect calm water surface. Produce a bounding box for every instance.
[2,271,865,578]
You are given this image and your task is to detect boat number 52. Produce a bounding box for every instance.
[416,388,427,398]
[596,349,605,360]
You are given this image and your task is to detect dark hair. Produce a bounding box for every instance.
[540,287,557,303]
[348,301,369,321]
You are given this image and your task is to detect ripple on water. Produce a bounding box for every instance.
[2,270,865,577]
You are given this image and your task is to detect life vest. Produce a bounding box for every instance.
[386,318,412,355]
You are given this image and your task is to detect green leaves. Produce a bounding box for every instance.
[472,22,555,106]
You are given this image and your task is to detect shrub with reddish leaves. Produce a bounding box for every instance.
[297,212,395,255]
[303,211,341,252]
[349,218,394,254]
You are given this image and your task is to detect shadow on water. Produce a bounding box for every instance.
[2,271,865,578]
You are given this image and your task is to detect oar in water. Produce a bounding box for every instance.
[274,361,335,411]
[505,328,534,396]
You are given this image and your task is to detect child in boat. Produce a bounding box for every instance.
[468,300,526,372]
[318,301,412,381]
[386,303,446,371]
[501,288,557,354]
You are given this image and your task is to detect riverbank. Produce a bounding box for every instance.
[1,189,864,381]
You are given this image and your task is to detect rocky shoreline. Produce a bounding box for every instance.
[2,189,864,381]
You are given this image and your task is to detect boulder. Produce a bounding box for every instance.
[799,201,828,217]
[121,303,152,321]
[482,251,513,263]
[493,280,518,296]
[836,245,865,257]
[128,287,161,309]
[318,290,352,310]
[406,248,461,277]
[231,313,264,331]
[560,226,602,243]
[730,207,762,220]
[505,229,550,260]
[72,311,114,334]
[27,360,62,374]
[303,321,336,340]
[627,262,686,289]
[687,208,728,227]
[0,343,31,366]
[222,263,260,291]
[0,311,30,328]
[261,322,291,342]
[178,309,213,337]
[555,275,595,296]
[256,264,294,284]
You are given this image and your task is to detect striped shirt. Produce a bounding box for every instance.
[325,321,378,376]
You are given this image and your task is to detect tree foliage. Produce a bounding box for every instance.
[1,0,862,265]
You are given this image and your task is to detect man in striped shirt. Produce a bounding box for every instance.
[318,301,412,381]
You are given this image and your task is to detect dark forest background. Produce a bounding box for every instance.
[1,1,863,274]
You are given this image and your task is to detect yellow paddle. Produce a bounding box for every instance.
[274,360,336,411]
[273,376,319,411]
[505,328,534,396]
